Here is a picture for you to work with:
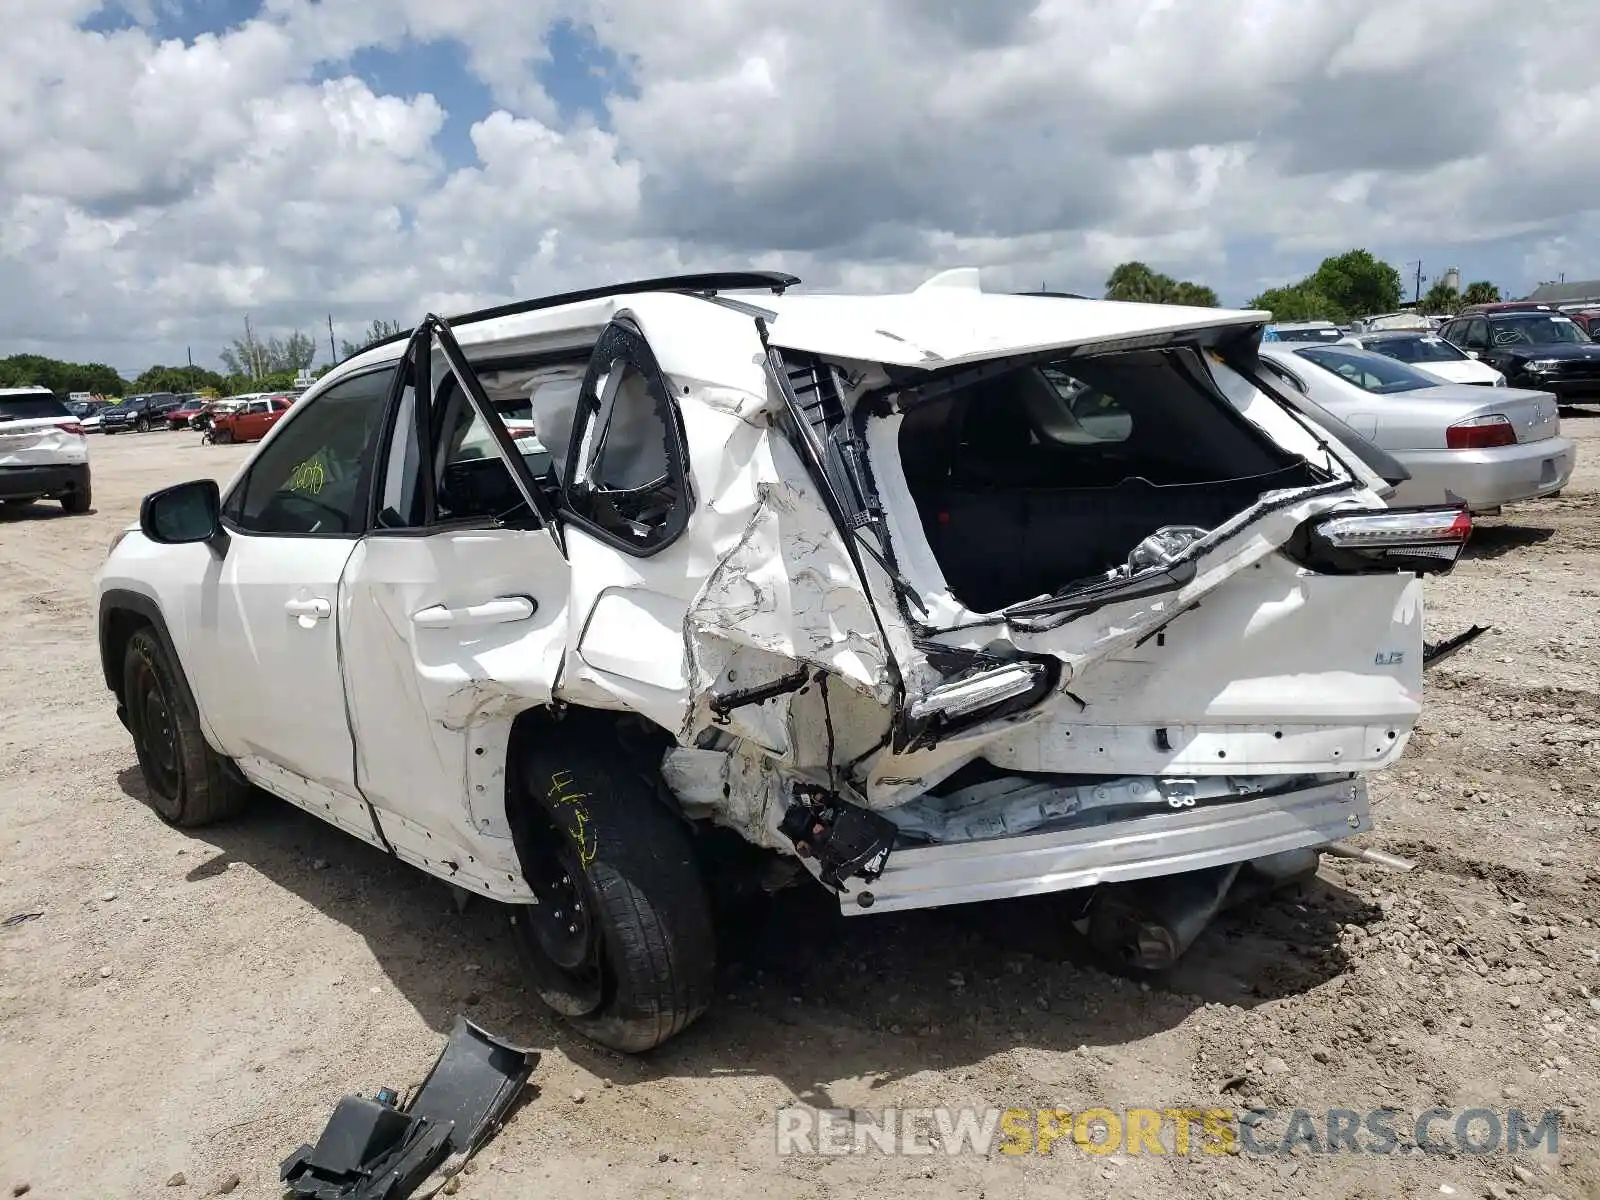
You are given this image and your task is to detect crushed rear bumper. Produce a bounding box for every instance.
[844,775,1369,915]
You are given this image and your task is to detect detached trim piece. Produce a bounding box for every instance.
[1423,623,1490,670]
[281,1016,538,1200]
[851,776,1370,915]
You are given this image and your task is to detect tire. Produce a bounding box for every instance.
[122,628,251,827]
[61,477,91,514]
[508,724,716,1052]
[135,417,150,433]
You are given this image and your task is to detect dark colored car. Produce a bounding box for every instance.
[101,392,182,434]
[67,399,111,419]
[1457,301,1557,316]
[1439,310,1600,404]
[167,395,208,430]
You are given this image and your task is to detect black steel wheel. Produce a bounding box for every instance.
[121,628,251,827]
[508,719,716,1052]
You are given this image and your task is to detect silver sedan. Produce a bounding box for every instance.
[1258,342,1576,513]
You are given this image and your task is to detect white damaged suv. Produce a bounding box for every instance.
[1,387,92,514]
[95,269,1472,1050]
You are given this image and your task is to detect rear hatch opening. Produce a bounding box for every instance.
[884,345,1327,614]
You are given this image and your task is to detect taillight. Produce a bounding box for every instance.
[1446,414,1515,449]
[1287,506,1472,576]
[59,422,84,436]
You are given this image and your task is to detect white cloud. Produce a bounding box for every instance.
[2,0,1599,375]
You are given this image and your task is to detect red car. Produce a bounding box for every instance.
[167,397,208,430]
[1565,309,1600,338]
[208,395,293,443]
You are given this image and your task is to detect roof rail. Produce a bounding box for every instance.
[355,271,802,358]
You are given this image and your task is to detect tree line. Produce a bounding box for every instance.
[1245,250,1500,322]
[0,315,405,399]
[1101,250,1504,324]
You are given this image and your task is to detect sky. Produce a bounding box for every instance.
[3,0,1599,376]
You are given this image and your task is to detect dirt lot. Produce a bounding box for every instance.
[2,419,1599,1200]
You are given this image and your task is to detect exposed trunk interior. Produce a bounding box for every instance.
[895,347,1321,612]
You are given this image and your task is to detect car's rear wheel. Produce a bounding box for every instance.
[61,478,91,514]
[122,628,251,827]
[508,724,716,1052]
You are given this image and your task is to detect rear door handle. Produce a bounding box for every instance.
[412,595,537,629]
[285,597,332,620]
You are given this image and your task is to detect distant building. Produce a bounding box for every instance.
[1439,266,1461,293]
[1525,279,1600,307]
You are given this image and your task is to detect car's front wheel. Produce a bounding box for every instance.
[122,628,251,827]
[509,725,716,1052]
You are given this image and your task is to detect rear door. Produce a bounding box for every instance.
[337,317,570,899]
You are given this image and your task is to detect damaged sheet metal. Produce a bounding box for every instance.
[280,1016,537,1200]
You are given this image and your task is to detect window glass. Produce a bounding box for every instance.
[377,381,420,527]
[1260,359,1307,394]
[1464,318,1489,349]
[228,368,394,535]
[1363,335,1466,364]
[1296,347,1436,395]
[1487,314,1591,346]
[567,323,686,553]
[0,393,69,421]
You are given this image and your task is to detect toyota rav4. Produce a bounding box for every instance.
[94,270,1471,1051]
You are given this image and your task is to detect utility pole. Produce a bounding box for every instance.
[327,314,337,365]
[244,313,256,380]
[186,345,192,366]
[1412,260,1424,305]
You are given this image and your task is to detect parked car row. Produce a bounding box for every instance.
[66,391,299,443]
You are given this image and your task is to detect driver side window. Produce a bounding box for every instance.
[225,368,394,536]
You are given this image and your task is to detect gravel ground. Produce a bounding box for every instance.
[2,418,1598,1200]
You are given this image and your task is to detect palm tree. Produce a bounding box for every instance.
[1462,281,1502,307]
[1104,262,1167,303]
[1421,281,1461,316]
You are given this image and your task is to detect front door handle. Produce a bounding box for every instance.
[285,597,332,620]
[412,595,537,630]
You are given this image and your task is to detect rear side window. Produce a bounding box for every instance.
[564,320,689,555]
[0,393,69,421]
[1297,347,1435,394]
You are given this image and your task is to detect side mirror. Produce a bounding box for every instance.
[140,479,223,546]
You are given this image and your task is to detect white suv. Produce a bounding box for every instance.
[94,270,1471,1051]
[1,387,92,513]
